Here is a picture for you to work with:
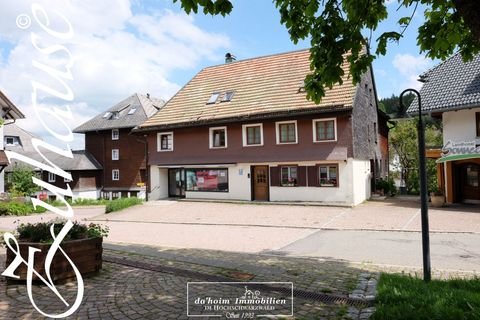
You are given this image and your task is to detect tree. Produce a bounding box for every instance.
[389,116,442,194]
[173,0,480,103]
[8,166,40,196]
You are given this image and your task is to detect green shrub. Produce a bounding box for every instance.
[375,177,397,196]
[0,202,47,216]
[73,198,109,206]
[105,197,143,213]
[14,219,109,243]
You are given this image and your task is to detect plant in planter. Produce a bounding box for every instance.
[429,185,445,207]
[4,219,108,282]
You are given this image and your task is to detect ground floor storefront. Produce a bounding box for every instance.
[436,158,480,204]
[148,159,373,206]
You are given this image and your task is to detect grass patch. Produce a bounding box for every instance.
[105,197,143,213]
[372,273,480,320]
[45,198,110,207]
[0,202,47,216]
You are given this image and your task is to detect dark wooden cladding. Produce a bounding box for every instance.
[297,166,307,186]
[147,113,353,165]
[85,128,146,190]
[40,170,101,191]
[270,167,280,186]
[307,166,319,187]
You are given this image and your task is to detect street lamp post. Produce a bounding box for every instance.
[399,88,431,282]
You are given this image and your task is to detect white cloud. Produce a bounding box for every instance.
[392,53,433,90]
[0,0,231,149]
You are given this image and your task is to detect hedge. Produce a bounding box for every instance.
[105,197,143,213]
[0,202,47,216]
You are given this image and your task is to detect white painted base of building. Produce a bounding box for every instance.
[148,158,372,206]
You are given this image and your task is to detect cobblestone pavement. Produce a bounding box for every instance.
[0,244,376,320]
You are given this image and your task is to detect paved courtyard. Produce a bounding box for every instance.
[0,198,479,318]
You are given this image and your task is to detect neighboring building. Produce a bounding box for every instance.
[409,53,480,204]
[0,90,25,193]
[135,50,388,206]
[3,123,102,200]
[74,93,165,199]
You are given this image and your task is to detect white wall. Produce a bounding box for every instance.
[186,164,251,201]
[269,160,354,205]
[0,124,4,193]
[352,159,371,205]
[73,190,99,200]
[443,108,480,144]
[148,167,169,200]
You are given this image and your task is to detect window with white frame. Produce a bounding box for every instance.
[242,124,263,146]
[5,136,18,146]
[112,149,119,160]
[276,121,298,144]
[318,164,338,187]
[281,166,298,186]
[313,118,336,142]
[48,172,56,182]
[112,129,119,140]
[112,169,120,181]
[157,132,174,151]
[209,127,227,148]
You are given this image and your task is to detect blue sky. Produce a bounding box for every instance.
[0,0,436,148]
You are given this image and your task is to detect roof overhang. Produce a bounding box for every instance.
[436,153,480,163]
[0,91,25,120]
[133,105,352,133]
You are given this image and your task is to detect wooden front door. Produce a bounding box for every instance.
[460,163,480,202]
[252,166,269,201]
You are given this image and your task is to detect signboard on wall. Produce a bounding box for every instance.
[438,140,480,163]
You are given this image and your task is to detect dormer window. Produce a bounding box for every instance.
[112,111,120,119]
[103,112,111,118]
[221,91,235,102]
[207,92,220,104]
[5,136,18,146]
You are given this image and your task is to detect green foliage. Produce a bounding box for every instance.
[73,198,109,206]
[8,166,40,196]
[14,219,109,243]
[0,201,47,216]
[375,177,397,196]
[105,197,143,213]
[173,0,480,104]
[381,93,415,115]
[389,117,442,194]
[372,273,480,320]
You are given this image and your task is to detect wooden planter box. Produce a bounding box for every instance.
[5,237,103,283]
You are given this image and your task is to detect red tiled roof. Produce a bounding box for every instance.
[139,49,357,129]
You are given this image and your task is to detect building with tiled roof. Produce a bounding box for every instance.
[74,93,165,199]
[3,123,103,200]
[409,53,480,205]
[135,49,388,206]
[0,90,25,193]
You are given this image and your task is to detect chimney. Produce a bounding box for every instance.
[146,93,150,99]
[225,53,236,64]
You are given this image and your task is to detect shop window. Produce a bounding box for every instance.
[318,165,338,187]
[281,166,298,186]
[186,169,228,192]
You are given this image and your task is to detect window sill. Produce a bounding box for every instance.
[209,146,227,149]
[313,139,337,143]
[276,142,298,145]
[243,144,264,147]
[157,149,174,152]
